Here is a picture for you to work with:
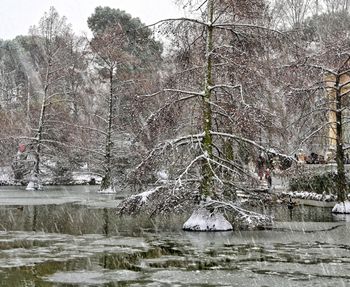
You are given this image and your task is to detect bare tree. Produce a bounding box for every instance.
[88,24,134,192]
[324,0,350,13]
[129,0,287,230]
[24,7,75,189]
[272,0,313,28]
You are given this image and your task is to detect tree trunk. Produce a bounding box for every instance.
[335,74,347,202]
[34,98,45,176]
[101,67,114,191]
[26,67,48,190]
[27,75,31,120]
[33,62,50,180]
[200,0,214,198]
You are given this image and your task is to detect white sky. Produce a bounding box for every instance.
[0,0,183,40]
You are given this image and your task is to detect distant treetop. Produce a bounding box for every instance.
[87,6,163,66]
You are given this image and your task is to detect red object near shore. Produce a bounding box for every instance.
[18,143,26,153]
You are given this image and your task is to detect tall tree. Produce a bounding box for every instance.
[86,7,164,191]
[24,7,74,189]
[131,0,281,230]
[89,24,133,192]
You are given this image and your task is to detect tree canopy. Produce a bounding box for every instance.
[88,6,163,66]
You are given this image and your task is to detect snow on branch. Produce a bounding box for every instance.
[163,132,204,147]
[294,122,335,153]
[41,139,105,157]
[140,88,203,98]
[134,90,202,141]
[209,84,241,91]
[46,91,70,101]
[204,199,272,227]
[288,85,324,94]
[281,62,337,76]
[0,136,34,142]
[338,67,350,77]
[338,80,350,90]
[173,65,206,76]
[176,154,205,187]
[210,131,293,160]
[303,64,336,75]
[44,120,108,136]
[130,185,164,204]
[213,22,284,36]
[134,133,205,171]
[340,89,350,98]
[211,153,250,177]
[207,99,236,120]
[288,105,334,127]
[90,113,108,124]
[164,88,203,96]
[44,99,74,108]
[205,156,224,186]
[148,17,208,28]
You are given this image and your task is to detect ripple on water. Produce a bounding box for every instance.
[44,270,141,285]
[0,196,349,287]
[150,269,350,287]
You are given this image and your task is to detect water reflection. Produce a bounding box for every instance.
[256,203,335,223]
[332,213,350,222]
[103,207,109,236]
[32,205,37,231]
[0,204,338,237]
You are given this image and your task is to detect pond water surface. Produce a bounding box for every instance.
[0,185,349,287]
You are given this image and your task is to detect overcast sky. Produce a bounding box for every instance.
[0,0,183,40]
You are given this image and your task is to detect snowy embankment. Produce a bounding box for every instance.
[281,191,337,202]
[0,167,101,186]
[71,172,101,185]
[98,186,116,194]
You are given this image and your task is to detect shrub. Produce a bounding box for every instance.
[289,172,340,194]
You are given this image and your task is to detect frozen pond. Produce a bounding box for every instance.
[0,186,349,286]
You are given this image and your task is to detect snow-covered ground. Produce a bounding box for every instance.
[71,172,102,185]
[98,186,116,194]
[0,166,101,186]
[282,191,337,202]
